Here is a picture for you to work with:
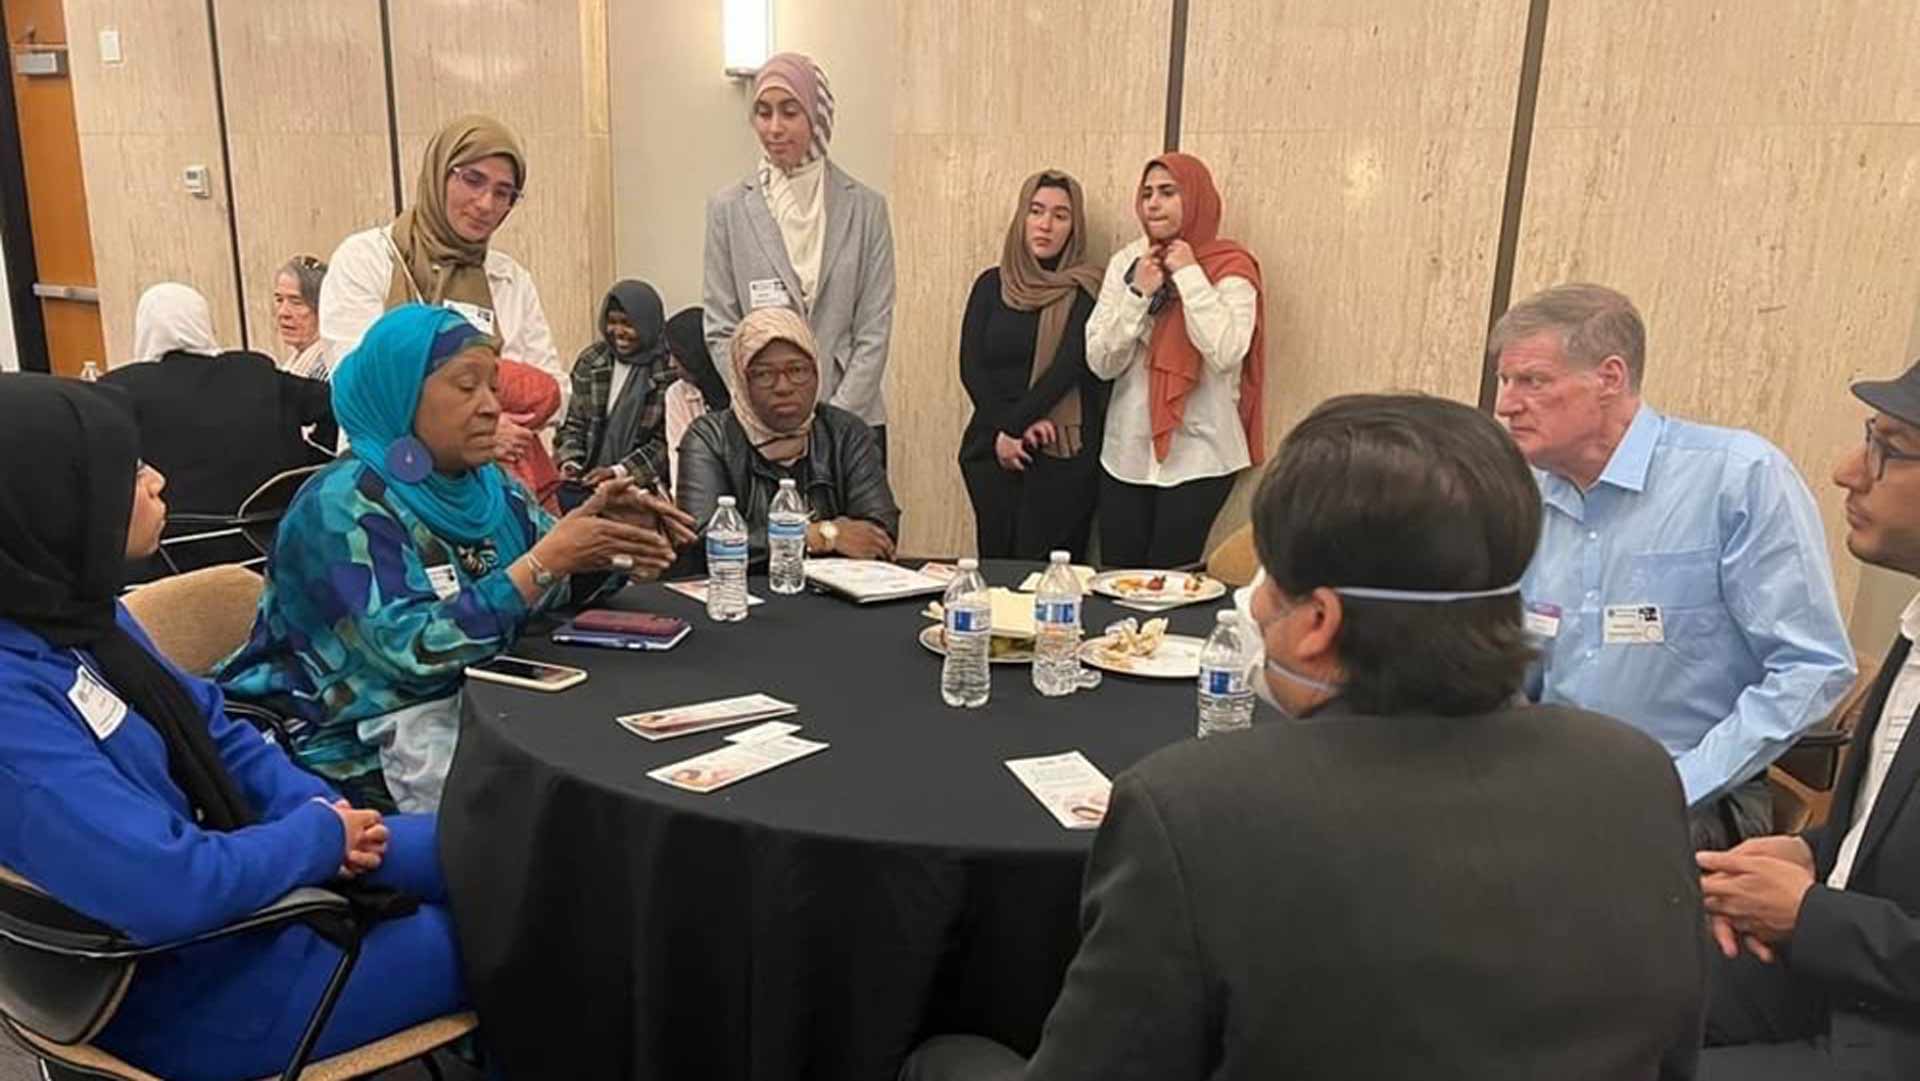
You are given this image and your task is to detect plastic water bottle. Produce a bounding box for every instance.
[705,496,749,622]
[1197,610,1255,737]
[1033,550,1084,697]
[941,558,991,708]
[768,478,808,595]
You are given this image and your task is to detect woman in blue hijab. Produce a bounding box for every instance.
[220,304,693,812]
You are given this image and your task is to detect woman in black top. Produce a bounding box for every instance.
[958,171,1106,560]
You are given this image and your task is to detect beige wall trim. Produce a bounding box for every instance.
[1478,0,1552,411]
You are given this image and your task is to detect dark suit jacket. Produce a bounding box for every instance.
[102,350,332,515]
[1023,702,1706,1081]
[1793,636,1920,1073]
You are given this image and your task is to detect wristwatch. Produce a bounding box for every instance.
[816,520,840,553]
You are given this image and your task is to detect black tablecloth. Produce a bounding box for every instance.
[440,561,1220,1081]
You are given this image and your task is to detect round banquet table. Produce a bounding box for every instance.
[439,560,1221,1081]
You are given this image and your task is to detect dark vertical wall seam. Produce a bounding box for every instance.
[1163,0,1190,151]
[378,0,403,215]
[0,37,51,371]
[203,0,248,347]
[1478,0,1552,410]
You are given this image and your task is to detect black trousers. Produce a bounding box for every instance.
[1097,471,1236,568]
[1689,776,1775,851]
[961,451,1100,561]
[1700,948,1838,1079]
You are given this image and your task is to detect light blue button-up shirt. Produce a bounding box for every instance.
[1522,404,1856,806]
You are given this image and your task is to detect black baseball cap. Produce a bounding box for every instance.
[1852,358,1920,429]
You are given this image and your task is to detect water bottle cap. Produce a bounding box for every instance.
[1049,550,1070,563]
[717,496,736,507]
[958,558,978,570]
[1216,610,1237,624]
[778,478,796,489]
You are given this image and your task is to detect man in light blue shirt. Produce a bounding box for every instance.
[1492,283,1856,849]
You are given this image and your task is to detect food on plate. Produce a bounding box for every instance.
[1100,617,1170,657]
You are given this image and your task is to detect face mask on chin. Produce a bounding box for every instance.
[1234,572,1339,719]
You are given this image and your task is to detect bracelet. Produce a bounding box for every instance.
[524,551,559,589]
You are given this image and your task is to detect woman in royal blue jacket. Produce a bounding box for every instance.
[0,373,465,1080]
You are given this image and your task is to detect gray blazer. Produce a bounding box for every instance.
[702,162,896,427]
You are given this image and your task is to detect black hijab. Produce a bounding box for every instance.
[0,373,254,830]
[664,306,730,411]
[603,279,665,363]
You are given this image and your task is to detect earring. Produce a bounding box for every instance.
[385,436,433,484]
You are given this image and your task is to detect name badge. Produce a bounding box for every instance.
[1603,604,1664,645]
[442,300,496,334]
[1524,602,1562,639]
[748,278,793,311]
[68,665,128,742]
[426,564,462,601]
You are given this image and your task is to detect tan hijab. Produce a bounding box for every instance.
[729,307,821,466]
[385,115,526,312]
[1001,171,1103,457]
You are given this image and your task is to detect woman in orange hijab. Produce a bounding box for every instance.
[1084,152,1265,568]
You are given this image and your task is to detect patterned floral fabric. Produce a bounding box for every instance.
[215,458,567,786]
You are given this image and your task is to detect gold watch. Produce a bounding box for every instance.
[816,520,840,553]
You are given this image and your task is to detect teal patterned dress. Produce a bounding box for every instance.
[216,459,589,807]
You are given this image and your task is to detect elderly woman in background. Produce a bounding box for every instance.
[102,283,331,519]
[677,307,897,567]
[272,254,330,380]
[320,114,561,468]
[0,373,466,1081]
[218,305,693,813]
[554,280,678,500]
[703,52,897,458]
[663,306,728,498]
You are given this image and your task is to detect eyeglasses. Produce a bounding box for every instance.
[745,363,816,390]
[1864,420,1920,481]
[448,165,523,207]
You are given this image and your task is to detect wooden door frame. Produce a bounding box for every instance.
[0,37,51,373]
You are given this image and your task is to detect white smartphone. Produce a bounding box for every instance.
[465,656,588,692]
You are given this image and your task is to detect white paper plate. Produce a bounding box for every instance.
[1088,570,1226,608]
[918,623,1036,665]
[1078,633,1205,679]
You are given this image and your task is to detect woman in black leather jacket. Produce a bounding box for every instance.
[676,307,899,569]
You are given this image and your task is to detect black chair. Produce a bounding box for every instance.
[151,464,327,580]
[0,867,474,1081]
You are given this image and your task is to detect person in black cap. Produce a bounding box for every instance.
[1697,358,1920,1080]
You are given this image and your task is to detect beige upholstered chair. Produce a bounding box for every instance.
[1204,522,1259,588]
[121,564,265,676]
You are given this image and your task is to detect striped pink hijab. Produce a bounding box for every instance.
[752,53,834,163]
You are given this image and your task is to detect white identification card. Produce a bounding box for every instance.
[1603,604,1665,645]
[442,300,496,334]
[425,564,462,601]
[748,277,793,311]
[68,665,128,742]
[1524,601,1562,639]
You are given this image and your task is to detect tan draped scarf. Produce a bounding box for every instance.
[1000,170,1103,457]
[385,115,526,312]
[729,307,821,466]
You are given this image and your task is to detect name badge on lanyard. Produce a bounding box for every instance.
[69,664,128,742]
[442,300,496,335]
[748,278,794,311]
